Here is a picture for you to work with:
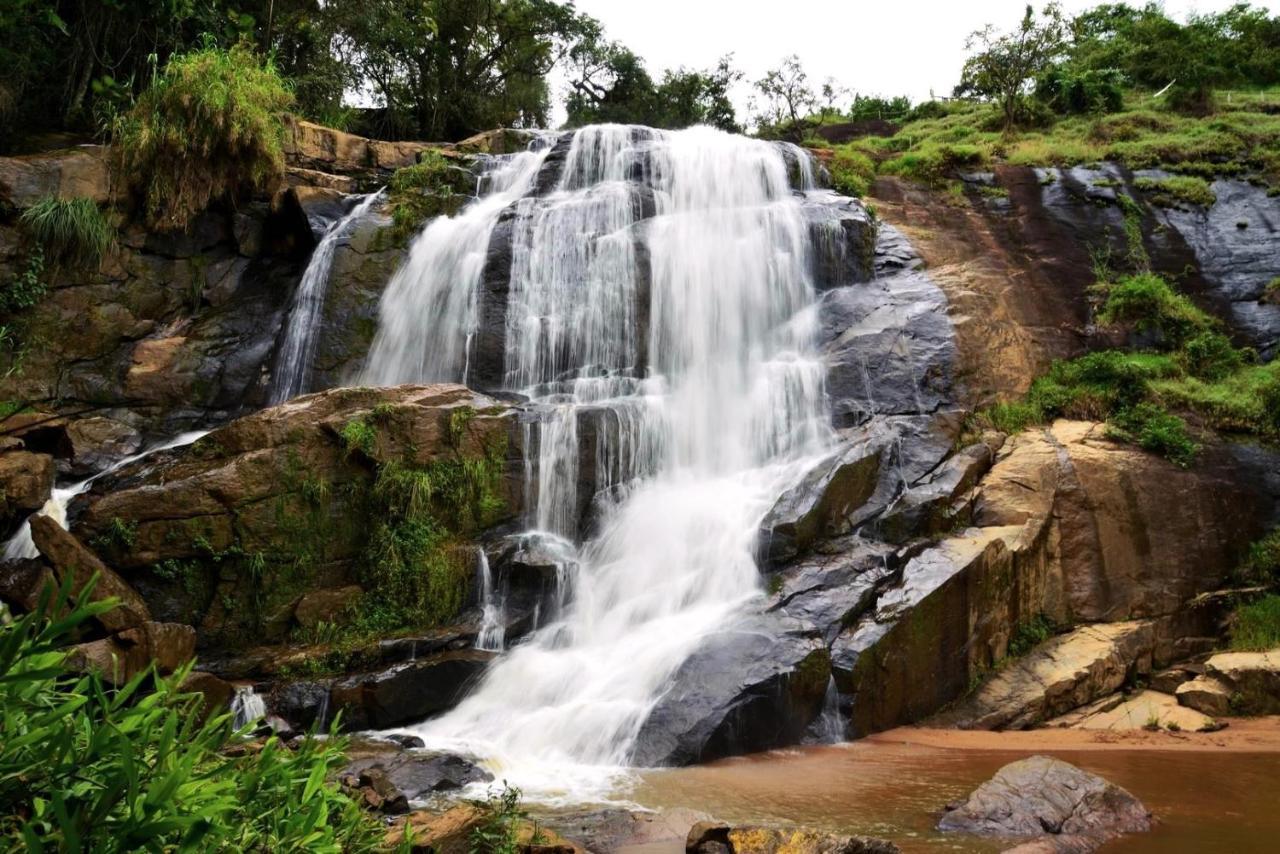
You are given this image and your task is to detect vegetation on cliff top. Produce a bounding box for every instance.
[0,579,385,852]
[113,45,293,231]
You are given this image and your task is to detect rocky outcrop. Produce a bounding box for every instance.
[938,756,1151,851]
[0,146,111,207]
[330,650,493,729]
[1046,688,1218,731]
[30,514,150,632]
[341,748,492,807]
[937,622,1157,730]
[0,449,54,537]
[1203,649,1280,715]
[69,384,524,648]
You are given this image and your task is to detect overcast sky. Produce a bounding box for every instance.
[551,0,1276,124]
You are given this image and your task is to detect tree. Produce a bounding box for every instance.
[955,3,1068,130]
[754,55,816,140]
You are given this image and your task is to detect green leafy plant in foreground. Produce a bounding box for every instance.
[0,577,383,852]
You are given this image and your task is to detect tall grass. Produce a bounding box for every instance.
[113,45,293,231]
[18,196,114,266]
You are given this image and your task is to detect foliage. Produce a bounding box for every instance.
[0,249,47,315]
[1034,66,1125,115]
[565,45,741,132]
[1132,175,1216,208]
[469,784,533,854]
[113,44,293,231]
[955,3,1069,130]
[827,147,876,197]
[753,55,818,141]
[1095,272,1216,344]
[1232,530,1280,588]
[18,197,115,267]
[1008,613,1056,657]
[0,577,383,852]
[1230,595,1280,650]
[848,94,913,123]
[1106,402,1199,467]
[385,153,474,243]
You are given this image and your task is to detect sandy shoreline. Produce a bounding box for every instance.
[866,716,1280,753]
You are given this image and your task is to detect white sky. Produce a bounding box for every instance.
[551,0,1276,124]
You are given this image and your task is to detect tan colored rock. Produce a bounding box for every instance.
[370,139,434,170]
[64,417,141,473]
[1204,649,1280,715]
[30,514,150,632]
[720,827,898,854]
[0,147,111,208]
[67,635,146,685]
[285,166,357,193]
[938,621,1156,730]
[282,117,371,173]
[386,804,486,854]
[118,621,196,673]
[1175,675,1233,717]
[294,585,363,628]
[0,450,55,514]
[1048,689,1217,732]
[181,671,236,722]
[123,336,191,402]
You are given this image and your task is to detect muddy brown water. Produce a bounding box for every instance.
[621,738,1280,853]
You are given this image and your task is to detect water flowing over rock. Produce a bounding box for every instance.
[353,124,904,794]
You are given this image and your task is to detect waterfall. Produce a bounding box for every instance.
[362,125,833,800]
[475,549,506,652]
[810,676,847,744]
[3,430,210,561]
[231,684,267,730]
[270,190,384,404]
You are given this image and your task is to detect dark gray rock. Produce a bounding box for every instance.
[938,756,1151,846]
[768,537,897,644]
[330,650,493,729]
[803,193,877,291]
[871,440,996,543]
[631,612,830,766]
[344,751,493,801]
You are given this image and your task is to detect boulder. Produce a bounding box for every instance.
[0,147,111,208]
[1204,649,1280,715]
[118,621,197,672]
[282,117,372,174]
[687,825,899,854]
[1046,689,1218,732]
[938,622,1157,731]
[386,804,486,854]
[938,756,1151,847]
[343,751,493,801]
[0,560,56,612]
[285,185,356,240]
[0,450,54,524]
[63,417,142,476]
[1175,675,1233,718]
[631,613,830,766]
[30,514,151,632]
[329,650,493,729]
[181,670,236,722]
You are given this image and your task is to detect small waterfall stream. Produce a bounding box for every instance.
[270,190,384,404]
[3,430,210,561]
[360,124,836,800]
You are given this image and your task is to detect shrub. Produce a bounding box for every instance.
[113,45,294,231]
[1132,175,1217,208]
[0,248,46,314]
[1096,273,1216,345]
[1107,403,1199,467]
[0,578,382,852]
[18,196,114,266]
[1230,595,1280,650]
[1008,614,1056,657]
[1233,530,1280,587]
[1034,67,1125,115]
[827,146,875,196]
[1179,330,1245,380]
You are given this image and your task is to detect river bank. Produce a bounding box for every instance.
[618,717,1280,853]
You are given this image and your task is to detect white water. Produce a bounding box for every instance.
[231,684,268,730]
[362,125,833,801]
[3,430,210,561]
[271,191,384,404]
[474,549,506,652]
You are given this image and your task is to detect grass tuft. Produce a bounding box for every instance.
[18,196,115,266]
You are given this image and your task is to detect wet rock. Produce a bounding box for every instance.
[688,825,899,854]
[273,680,332,729]
[0,450,54,528]
[118,620,197,672]
[871,439,996,543]
[285,186,357,241]
[66,620,193,685]
[30,514,150,632]
[803,194,877,290]
[1174,675,1233,718]
[181,670,236,722]
[937,622,1157,731]
[1204,649,1280,715]
[769,538,896,643]
[631,612,830,766]
[63,417,142,476]
[0,560,55,612]
[330,649,493,729]
[343,751,493,801]
[386,733,426,750]
[546,807,709,853]
[938,756,1151,849]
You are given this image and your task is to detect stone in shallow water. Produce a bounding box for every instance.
[938,755,1151,849]
[686,822,899,854]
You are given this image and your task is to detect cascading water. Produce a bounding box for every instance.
[474,549,506,652]
[3,430,210,561]
[270,190,384,404]
[361,124,834,800]
[231,684,268,730]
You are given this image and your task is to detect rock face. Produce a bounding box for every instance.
[1203,649,1280,715]
[939,756,1151,849]
[30,514,151,632]
[71,384,524,648]
[938,622,1157,730]
[0,450,54,537]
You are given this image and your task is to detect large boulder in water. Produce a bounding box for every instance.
[938,756,1151,849]
[630,612,831,766]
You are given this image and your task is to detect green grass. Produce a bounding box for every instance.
[113,45,293,231]
[1230,595,1280,650]
[1008,614,1057,658]
[18,196,115,266]
[827,146,875,197]
[826,88,1280,187]
[385,151,474,243]
[1232,530,1280,588]
[1095,272,1218,344]
[1132,175,1217,208]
